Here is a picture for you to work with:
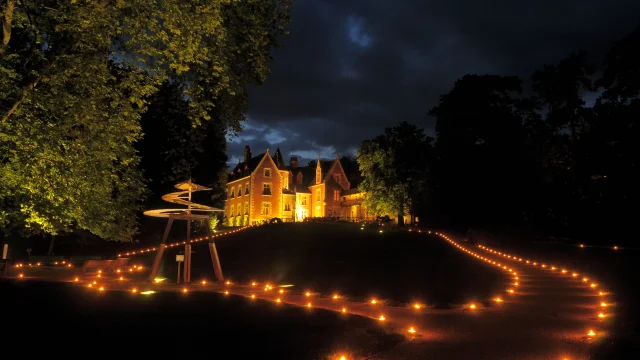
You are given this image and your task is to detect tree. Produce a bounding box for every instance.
[0,1,291,244]
[429,75,527,229]
[357,121,433,226]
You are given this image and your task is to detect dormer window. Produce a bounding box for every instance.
[296,172,303,184]
[264,168,271,178]
[334,174,341,183]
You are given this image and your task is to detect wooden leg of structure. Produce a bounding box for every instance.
[148,217,174,283]
[184,244,192,283]
[206,223,224,282]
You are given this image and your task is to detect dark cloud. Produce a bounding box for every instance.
[228,0,640,165]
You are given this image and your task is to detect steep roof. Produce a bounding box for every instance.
[229,152,265,181]
[289,166,316,188]
[308,160,334,186]
[273,148,287,170]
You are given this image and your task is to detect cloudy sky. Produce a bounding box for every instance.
[227,0,640,166]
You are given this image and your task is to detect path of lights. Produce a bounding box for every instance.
[12,225,611,356]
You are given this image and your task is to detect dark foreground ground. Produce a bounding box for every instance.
[3,223,639,359]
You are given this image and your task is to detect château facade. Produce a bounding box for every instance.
[225,146,371,225]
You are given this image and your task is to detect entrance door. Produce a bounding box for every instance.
[298,209,308,221]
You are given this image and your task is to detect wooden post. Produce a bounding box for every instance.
[206,221,224,282]
[184,244,192,283]
[177,260,181,284]
[148,217,174,282]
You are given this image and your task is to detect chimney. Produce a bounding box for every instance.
[244,145,251,162]
[290,156,299,168]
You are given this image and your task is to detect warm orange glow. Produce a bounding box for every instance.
[224,291,229,295]
[583,277,589,282]
[371,299,378,305]
[514,282,519,286]
[276,298,281,303]
[119,276,123,281]
[93,281,97,284]
[572,273,578,277]
[494,297,503,302]
[225,280,231,285]
[469,303,476,309]
[613,246,618,250]
[332,294,340,300]
[580,244,584,248]
[99,287,104,291]
[307,302,312,308]
[251,282,257,286]
[339,356,347,360]
[413,303,421,309]
[97,274,101,278]
[279,289,284,294]
[341,307,347,313]
[508,289,514,294]
[98,270,102,274]
[601,302,607,307]
[88,283,93,288]
[182,288,188,293]
[408,327,417,334]
[131,288,137,293]
[591,283,597,288]
[251,294,256,299]
[378,315,386,321]
[599,291,604,296]
[588,329,596,336]
[18,273,24,278]
[74,277,79,282]
[598,313,605,318]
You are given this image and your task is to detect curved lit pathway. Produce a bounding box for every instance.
[12,229,612,360]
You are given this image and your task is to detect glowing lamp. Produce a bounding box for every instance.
[182,288,188,293]
[408,327,416,334]
[572,273,578,277]
[99,287,104,291]
[371,299,378,305]
[413,303,421,309]
[508,289,514,294]
[562,270,567,274]
[333,294,340,300]
[18,273,24,278]
[251,282,257,286]
[580,244,584,248]
[307,302,312,308]
[494,297,503,302]
[600,302,607,307]
[98,270,102,274]
[514,282,519,286]
[551,267,556,270]
[201,280,207,285]
[251,294,256,299]
[225,280,231,285]
[117,269,121,273]
[598,313,605,318]
[378,315,385,321]
[68,264,72,267]
[599,292,604,296]
[74,277,79,282]
[279,289,284,294]
[305,292,311,297]
[131,288,137,293]
[88,284,93,288]
[276,298,281,303]
[587,330,596,337]
[583,277,588,282]
[339,356,347,360]
[342,307,347,313]
[93,281,97,284]
[591,283,597,288]
[119,276,124,281]
[469,303,476,309]
[613,246,618,250]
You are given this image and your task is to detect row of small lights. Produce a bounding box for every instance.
[474,243,612,339]
[117,225,252,258]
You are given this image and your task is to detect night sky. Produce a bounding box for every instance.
[228,0,640,166]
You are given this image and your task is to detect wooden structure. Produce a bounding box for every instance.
[144,180,225,283]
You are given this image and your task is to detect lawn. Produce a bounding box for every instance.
[149,223,506,308]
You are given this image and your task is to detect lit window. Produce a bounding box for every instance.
[230,205,234,218]
[297,173,303,184]
[245,183,249,195]
[264,168,271,178]
[263,183,271,195]
[237,186,241,197]
[261,202,271,216]
[229,188,234,199]
[284,202,291,211]
[301,196,307,205]
[335,174,340,183]
[244,202,249,215]
[334,190,340,201]
[316,189,321,202]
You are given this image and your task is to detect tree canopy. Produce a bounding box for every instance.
[0,0,291,242]
[357,121,433,225]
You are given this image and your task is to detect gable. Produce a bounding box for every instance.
[323,159,350,189]
[253,151,280,177]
